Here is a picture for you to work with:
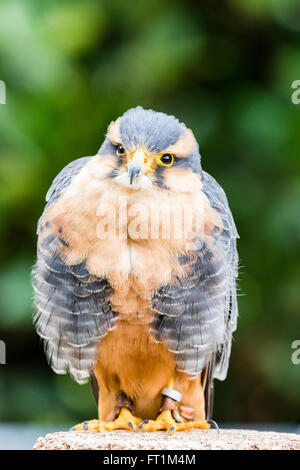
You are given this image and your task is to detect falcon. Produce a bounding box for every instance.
[32,106,239,433]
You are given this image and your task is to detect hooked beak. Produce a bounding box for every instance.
[127,149,148,185]
[128,166,141,184]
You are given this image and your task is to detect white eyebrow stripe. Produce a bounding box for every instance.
[106,117,122,144]
[163,128,196,157]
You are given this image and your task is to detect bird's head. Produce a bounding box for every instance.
[98,106,202,192]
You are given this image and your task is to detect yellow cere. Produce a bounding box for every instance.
[117,144,175,172]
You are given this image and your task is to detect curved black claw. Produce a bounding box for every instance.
[167,425,176,435]
[207,419,220,433]
[128,421,136,431]
[137,419,149,429]
[70,421,88,431]
[83,421,88,431]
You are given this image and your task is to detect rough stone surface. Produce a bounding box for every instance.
[33,429,300,450]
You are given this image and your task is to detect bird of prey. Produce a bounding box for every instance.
[32,106,239,433]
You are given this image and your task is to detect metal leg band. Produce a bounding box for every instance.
[161,387,182,402]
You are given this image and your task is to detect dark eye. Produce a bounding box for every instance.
[116,144,126,156]
[158,153,174,167]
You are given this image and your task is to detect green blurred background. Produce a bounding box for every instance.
[0,0,299,428]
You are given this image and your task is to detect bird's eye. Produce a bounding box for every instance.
[116,144,126,156]
[157,153,174,167]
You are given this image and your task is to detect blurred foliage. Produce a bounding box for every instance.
[0,0,299,425]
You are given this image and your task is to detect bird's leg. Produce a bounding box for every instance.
[141,376,210,434]
[74,392,142,432]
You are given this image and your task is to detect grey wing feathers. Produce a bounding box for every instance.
[33,157,117,384]
[202,171,239,380]
[46,157,92,204]
[37,157,91,234]
[151,171,238,381]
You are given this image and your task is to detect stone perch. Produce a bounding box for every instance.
[34,429,300,450]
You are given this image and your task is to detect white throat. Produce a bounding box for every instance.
[114,172,153,190]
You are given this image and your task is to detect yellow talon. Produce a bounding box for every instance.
[74,407,143,432]
[141,375,210,434]
[141,409,210,434]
